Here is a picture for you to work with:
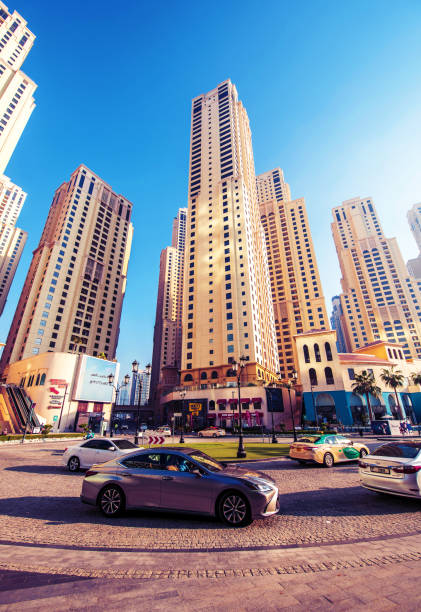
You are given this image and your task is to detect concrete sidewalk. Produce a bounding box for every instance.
[1,533,421,610]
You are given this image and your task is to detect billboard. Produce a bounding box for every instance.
[73,356,120,403]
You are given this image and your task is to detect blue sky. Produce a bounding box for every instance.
[1,0,421,377]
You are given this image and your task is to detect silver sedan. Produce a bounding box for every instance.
[81,447,279,527]
[359,441,421,499]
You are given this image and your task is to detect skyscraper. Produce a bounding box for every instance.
[257,168,328,379]
[180,79,279,386]
[407,203,421,279]
[0,165,133,369]
[150,208,186,410]
[0,2,36,175]
[330,295,348,353]
[332,197,421,359]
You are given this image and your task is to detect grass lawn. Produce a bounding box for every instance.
[150,442,290,461]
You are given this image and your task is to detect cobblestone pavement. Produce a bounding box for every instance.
[0,441,421,551]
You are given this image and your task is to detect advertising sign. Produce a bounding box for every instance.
[73,356,120,403]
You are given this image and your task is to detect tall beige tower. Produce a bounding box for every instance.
[0,2,36,175]
[150,207,187,411]
[180,79,279,387]
[257,168,328,380]
[0,165,133,370]
[332,197,421,359]
[407,203,421,279]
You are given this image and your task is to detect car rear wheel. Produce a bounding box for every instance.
[212,433,217,438]
[359,448,368,458]
[218,492,251,527]
[198,433,203,437]
[99,485,125,517]
[323,452,334,468]
[68,456,80,472]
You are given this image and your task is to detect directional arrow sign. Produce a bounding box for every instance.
[148,436,165,445]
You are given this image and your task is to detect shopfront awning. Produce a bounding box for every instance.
[252,398,262,403]
[216,399,226,404]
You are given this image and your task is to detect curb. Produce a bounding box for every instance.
[0,436,84,447]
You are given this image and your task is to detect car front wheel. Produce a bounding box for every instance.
[68,456,80,472]
[323,452,334,468]
[99,485,125,517]
[360,448,368,458]
[212,433,217,438]
[198,433,203,437]
[218,492,251,527]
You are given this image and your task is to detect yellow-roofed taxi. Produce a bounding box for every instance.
[289,434,369,468]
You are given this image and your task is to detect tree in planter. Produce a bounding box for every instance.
[351,370,381,422]
[79,424,91,436]
[41,424,53,438]
[380,367,405,419]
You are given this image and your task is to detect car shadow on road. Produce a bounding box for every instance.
[4,465,83,476]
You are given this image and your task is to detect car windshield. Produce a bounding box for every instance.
[371,443,421,459]
[189,450,223,472]
[113,440,138,450]
[297,436,321,443]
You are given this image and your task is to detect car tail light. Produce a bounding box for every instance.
[85,470,98,477]
[301,445,315,451]
[391,465,421,474]
[64,448,68,453]
[358,460,368,468]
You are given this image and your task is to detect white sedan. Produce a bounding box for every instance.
[198,427,226,438]
[62,438,142,472]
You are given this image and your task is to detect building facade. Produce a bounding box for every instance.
[295,329,421,426]
[407,203,421,279]
[180,79,279,388]
[332,197,421,360]
[0,165,133,370]
[257,167,328,380]
[0,221,25,314]
[330,295,348,353]
[150,208,187,412]
[0,2,36,175]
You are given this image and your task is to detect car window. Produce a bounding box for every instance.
[371,444,421,459]
[336,437,352,445]
[324,436,336,445]
[95,440,114,450]
[113,440,138,450]
[298,437,321,443]
[189,450,223,472]
[163,454,198,473]
[81,440,101,449]
[121,453,163,469]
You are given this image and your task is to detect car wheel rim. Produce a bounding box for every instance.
[325,454,333,467]
[360,449,367,457]
[101,488,121,515]
[222,495,246,524]
[69,458,78,471]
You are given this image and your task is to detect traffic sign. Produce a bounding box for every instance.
[148,436,165,445]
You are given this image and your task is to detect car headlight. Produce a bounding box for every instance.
[241,479,274,492]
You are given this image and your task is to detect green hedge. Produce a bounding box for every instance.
[0,433,85,441]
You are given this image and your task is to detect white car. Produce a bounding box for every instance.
[198,427,226,438]
[62,438,142,472]
[156,427,172,437]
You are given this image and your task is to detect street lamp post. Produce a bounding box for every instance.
[285,369,298,442]
[179,389,186,443]
[232,355,248,459]
[132,361,151,445]
[108,373,130,438]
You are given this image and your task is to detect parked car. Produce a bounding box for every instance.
[81,447,279,526]
[289,434,369,468]
[62,439,142,472]
[198,427,226,438]
[156,426,172,437]
[359,441,421,499]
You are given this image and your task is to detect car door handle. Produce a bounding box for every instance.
[162,476,174,480]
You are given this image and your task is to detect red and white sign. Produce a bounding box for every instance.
[148,436,165,445]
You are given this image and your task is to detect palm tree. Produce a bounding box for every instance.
[380,367,405,419]
[351,370,381,422]
[411,372,421,387]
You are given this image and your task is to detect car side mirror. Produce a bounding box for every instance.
[110,447,117,451]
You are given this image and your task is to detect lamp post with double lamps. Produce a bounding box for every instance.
[107,373,130,437]
[285,369,298,442]
[132,360,151,445]
[267,371,282,444]
[232,355,248,459]
[179,389,186,443]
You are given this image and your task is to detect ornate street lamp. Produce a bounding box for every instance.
[232,355,248,459]
[285,368,298,442]
[108,372,130,437]
[267,371,281,444]
[179,389,186,443]
[132,361,151,445]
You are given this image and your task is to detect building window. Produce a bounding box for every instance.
[314,343,321,362]
[325,342,333,361]
[303,344,310,363]
[325,367,334,385]
[309,368,318,386]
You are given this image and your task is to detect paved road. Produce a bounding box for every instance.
[0,440,420,610]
